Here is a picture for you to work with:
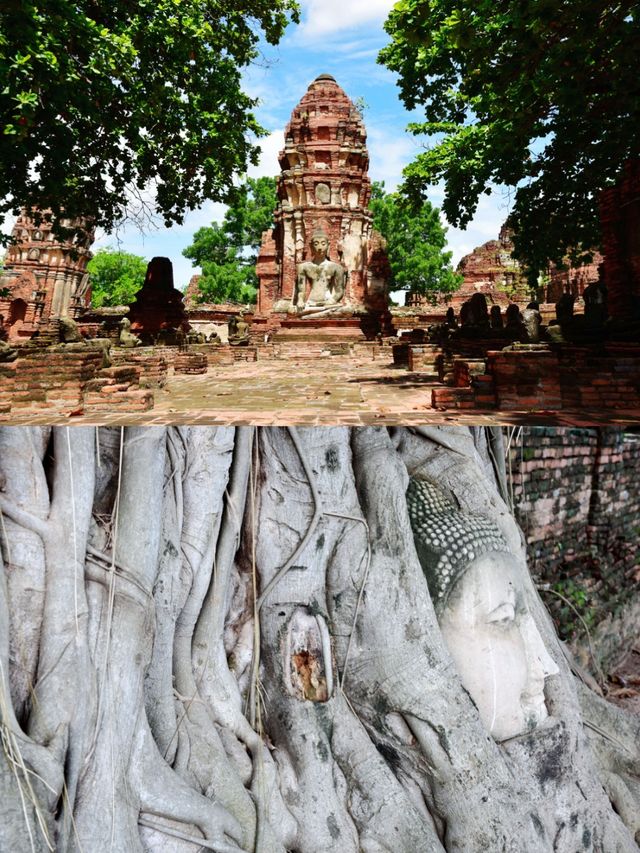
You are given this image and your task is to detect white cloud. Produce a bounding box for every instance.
[296,0,396,39]
[366,124,417,190]
[247,130,284,179]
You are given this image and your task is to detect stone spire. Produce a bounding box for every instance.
[256,74,388,315]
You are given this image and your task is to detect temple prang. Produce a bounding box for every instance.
[0,212,94,340]
[255,74,390,337]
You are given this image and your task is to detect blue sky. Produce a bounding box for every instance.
[14,1,512,288]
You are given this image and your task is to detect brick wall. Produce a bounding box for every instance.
[508,427,640,670]
[0,348,153,417]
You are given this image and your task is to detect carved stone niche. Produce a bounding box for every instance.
[315,183,331,205]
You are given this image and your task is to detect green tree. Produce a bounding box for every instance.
[183,175,277,304]
[370,182,461,301]
[86,247,148,307]
[379,1,640,277]
[0,1,298,234]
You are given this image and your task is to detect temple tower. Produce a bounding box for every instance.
[0,212,94,339]
[256,74,388,319]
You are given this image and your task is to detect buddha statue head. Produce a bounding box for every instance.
[406,479,558,742]
[310,230,330,263]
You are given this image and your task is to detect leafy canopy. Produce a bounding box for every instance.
[0,0,298,232]
[183,175,277,304]
[86,247,148,308]
[370,182,461,300]
[379,1,640,275]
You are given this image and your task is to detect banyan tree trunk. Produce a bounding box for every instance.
[0,425,638,852]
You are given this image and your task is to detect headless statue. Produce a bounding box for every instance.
[118,317,141,348]
[292,230,346,312]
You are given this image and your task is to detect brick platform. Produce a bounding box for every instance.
[0,347,154,417]
[174,352,208,374]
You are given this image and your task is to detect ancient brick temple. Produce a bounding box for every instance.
[127,257,190,343]
[406,224,602,312]
[0,212,94,339]
[255,74,389,335]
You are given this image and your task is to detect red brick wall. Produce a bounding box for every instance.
[508,427,640,665]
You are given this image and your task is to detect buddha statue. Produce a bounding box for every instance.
[292,230,346,312]
[406,478,558,742]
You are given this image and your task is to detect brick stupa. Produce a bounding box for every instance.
[255,74,390,339]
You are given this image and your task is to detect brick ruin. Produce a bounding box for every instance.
[254,74,389,338]
[508,427,640,672]
[406,224,602,315]
[0,212,94,339]
[1,156,639,420]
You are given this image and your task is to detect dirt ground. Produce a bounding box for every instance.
[606,643,640,715]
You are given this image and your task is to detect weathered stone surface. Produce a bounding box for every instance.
[256,74,389,317]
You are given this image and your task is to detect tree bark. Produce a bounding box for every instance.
[0,426,637,853]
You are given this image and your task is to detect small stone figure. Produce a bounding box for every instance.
[58,316,83,343]
[292,230,346,311]
[118,317,141,348]
[0,315,17,362]
[460,293,490,331]
[186,330,206,345]
[583,278,608,326]
[228,313,250,347]
[555,292,575,326]
[504,304,526,341]
[445,307,458,329]
[208,330,222,345]
[521,307,542,343]
[489,305,503,330]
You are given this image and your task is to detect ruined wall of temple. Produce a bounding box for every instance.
[600,159,640,320]
[256,74,388,314]
[406,226,530,309]
[0,212,94,339]
[406,224,601,311]
[508,427,640,666]
[546,253,603,303]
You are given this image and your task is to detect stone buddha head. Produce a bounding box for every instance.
[407,479,558,742]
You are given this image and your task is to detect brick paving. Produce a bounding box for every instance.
[4,351,640,426]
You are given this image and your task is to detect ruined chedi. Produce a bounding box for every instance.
[256,74,389,336]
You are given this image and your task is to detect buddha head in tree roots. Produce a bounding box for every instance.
[406,479,559,742]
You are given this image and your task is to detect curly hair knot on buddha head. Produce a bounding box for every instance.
[406,478,511,612]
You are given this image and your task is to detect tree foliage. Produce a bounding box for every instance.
[379,1,640,275]
[86,247,148,307]
[370,182,461,300]
[183,175,277,304]
[0,0,298,234]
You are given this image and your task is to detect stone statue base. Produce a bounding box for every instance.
[273,310,389,343]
